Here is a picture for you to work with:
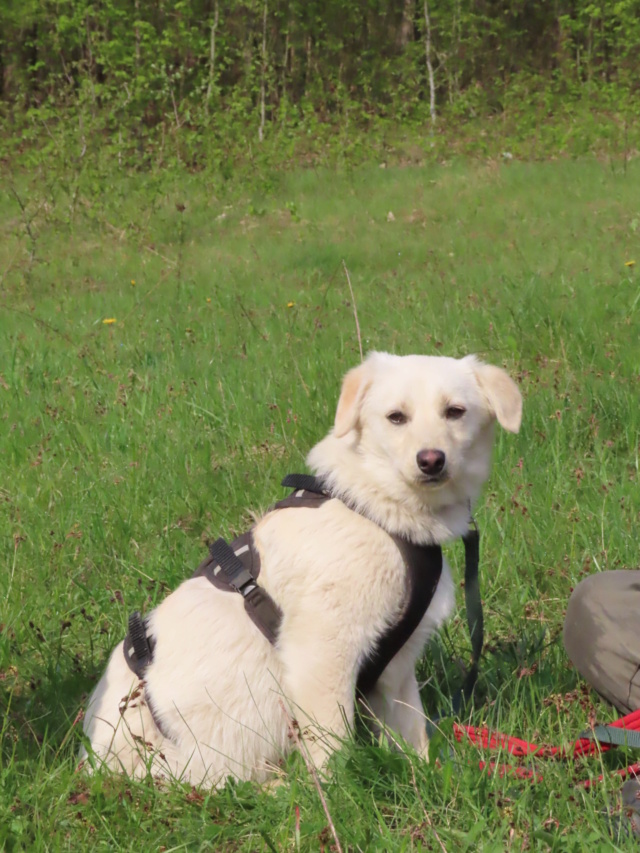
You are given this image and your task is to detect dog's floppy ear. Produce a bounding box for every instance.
[466,356,522,433]
[334,361,373,437]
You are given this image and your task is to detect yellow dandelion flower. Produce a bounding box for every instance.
[102,318,117,325]
[625,260,636,267]
[131,279,136,285]
[206,298,212,303]
[287,301,295,308]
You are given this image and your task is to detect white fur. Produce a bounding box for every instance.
[80,352,521,786]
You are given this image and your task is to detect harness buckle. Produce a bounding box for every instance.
[208,538,256,597]
[232,573,257,596]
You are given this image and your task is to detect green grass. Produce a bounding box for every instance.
[1,154,640,850]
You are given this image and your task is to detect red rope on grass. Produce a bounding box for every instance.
[452,708,640,787]
[578,761,640,790]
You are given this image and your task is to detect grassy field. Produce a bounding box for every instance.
[1,154,640,850]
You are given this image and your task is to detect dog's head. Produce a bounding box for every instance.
[324,352,521,522]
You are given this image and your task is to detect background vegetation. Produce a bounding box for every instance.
[2,0,640,171]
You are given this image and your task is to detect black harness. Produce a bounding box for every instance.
[124,474,480,699]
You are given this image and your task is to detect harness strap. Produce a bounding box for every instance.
[280,473,329,493]
[581,724,640,750]
[120,612,175,741]
[357,537,442,696]
[193,532,283,646]
[460,525,482,703]
[427,526,482,726]
[124,611,155,679]
[207,538,257,595]
[242,584,282,646]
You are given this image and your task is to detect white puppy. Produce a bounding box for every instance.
[81,352,522,786]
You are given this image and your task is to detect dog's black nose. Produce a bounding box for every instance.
[416,449,446,476]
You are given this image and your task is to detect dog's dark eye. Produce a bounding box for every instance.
[387,411,408,425]
[445,405,466,420]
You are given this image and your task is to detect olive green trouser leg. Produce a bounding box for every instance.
[563,570,640,714]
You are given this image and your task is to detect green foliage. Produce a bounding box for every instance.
[1,0,640,171]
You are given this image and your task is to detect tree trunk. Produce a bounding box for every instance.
[423,0,436,126]
[398,0,414,50]
[205,0,219,113]
[259,0,267,142]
